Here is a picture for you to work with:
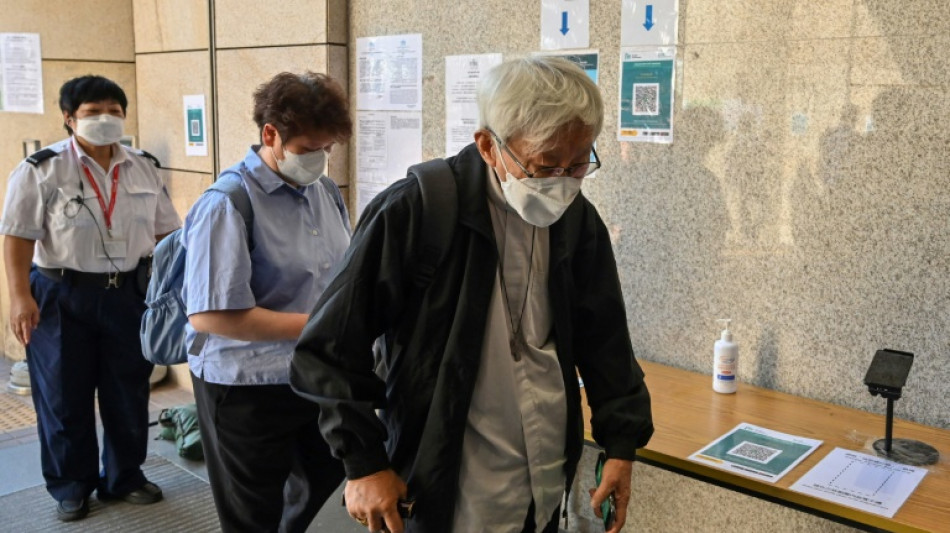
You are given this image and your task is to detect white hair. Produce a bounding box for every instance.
[477,56,603,152]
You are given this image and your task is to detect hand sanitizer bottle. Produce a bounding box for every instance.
[713,319,738,394]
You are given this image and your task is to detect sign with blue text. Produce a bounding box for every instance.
[541,0,590,50]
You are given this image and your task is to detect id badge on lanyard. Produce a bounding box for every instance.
[98,233,128,259]
[78,153,128,259]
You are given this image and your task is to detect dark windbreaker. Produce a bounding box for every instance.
[291,143,653,532]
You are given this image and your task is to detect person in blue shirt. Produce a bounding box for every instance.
[181,72,352,532]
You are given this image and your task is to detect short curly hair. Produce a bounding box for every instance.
[252,72,352,143]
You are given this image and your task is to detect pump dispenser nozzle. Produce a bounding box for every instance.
[717,318,732,342]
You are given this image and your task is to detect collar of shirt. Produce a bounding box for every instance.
[245,145,310,197]
[70,136,128,174]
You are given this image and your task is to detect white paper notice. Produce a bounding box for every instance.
[356,111,422,216]
[540,0,590,50]
[621,0,679,47]
[445,54,502,156]
[790,447,928,518]
[0,33,44,114]
[356,34,423,111]
[183,95,208,157]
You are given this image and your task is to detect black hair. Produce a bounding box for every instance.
[58,75,128,134]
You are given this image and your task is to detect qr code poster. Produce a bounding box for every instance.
[689,423,823,482]
[183,94,207,157]
[618,47,674,143]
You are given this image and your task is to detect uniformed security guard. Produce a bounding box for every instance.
[0,75,181,522]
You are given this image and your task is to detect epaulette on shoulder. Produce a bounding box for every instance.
[134,149,162,169]
[25,148,58,167]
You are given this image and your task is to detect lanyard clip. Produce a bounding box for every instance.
[106,272,120,289]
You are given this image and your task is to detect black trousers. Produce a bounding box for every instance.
[192,374,345,533]
[522,500,561,533]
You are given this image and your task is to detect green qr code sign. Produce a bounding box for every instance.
[187,108,204,142]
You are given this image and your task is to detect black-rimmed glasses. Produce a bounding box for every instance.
[595,451,616,530]
[490,130,601,179]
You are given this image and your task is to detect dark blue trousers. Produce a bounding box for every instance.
[27,267,153,502]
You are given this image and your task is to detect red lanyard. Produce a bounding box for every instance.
[79,161,120,234]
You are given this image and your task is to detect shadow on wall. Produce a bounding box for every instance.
[722,110,781,249]
[793,86,950,292]
[670,105,730,262]
[789,86,950,420]
[615,105,730,368]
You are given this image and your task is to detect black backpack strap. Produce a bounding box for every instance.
[407,158,457,289]
[373,159,457,379]
[208,174,254,250]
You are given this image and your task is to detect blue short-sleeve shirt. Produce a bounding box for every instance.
[182,146,350,385]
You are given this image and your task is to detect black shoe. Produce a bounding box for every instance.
[123,481,163,505]
[99,481,163,505]
[56,498,89,521]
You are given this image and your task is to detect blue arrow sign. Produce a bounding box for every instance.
[560,11,570,35]
[643,5,655,31]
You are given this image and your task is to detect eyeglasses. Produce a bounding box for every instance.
[595,451,616,530]
[490,130,601,179]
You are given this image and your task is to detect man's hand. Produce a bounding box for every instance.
[589,457,632,533]
[345,469,408,533]
[9,293,39,345]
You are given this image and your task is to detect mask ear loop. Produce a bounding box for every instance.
[493,139,515,181]
[267,124,285,165]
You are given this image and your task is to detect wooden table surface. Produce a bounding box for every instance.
[582,360,950,533]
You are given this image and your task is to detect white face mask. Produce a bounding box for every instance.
[74,114,125,146]
[496,145,583,227]
[273,145,327,186]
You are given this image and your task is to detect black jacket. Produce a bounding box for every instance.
[291,143,653,532]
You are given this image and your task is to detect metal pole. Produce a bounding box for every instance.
[885,397,894,453]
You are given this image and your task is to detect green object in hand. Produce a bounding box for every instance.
[595,451,616,530]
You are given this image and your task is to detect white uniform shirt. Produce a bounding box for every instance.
[0,137,181,272]
[451,167,568,532]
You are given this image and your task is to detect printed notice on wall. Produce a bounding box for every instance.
[183,95,208,156]
[356,111,422,216]
[790,447,927,518]
[540,0,590,50]
[689,423,823,483]
[445,53,502,156]
[0,33,43,114]
[618,47,675,143]
[356,34,423,112]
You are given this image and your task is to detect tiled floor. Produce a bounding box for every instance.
[0,356,363,532]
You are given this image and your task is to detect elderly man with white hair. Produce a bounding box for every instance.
[291,56,654,533]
